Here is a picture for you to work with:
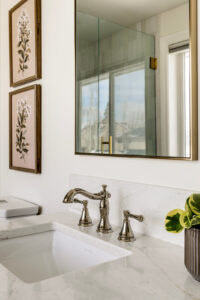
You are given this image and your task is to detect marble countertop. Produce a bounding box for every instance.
[0,211,199,300]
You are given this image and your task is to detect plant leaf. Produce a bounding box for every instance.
[191,216,200,227]
[180,211,191,228]
[165,209,184,233]
[185,197,193,219]
[189,194,200,216]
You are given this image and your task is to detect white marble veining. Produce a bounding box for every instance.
[69,174,198,246]
[0,210,199,300]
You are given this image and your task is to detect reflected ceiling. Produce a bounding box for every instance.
[77,0,189,27]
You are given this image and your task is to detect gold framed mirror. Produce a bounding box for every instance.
[75,0,198,160]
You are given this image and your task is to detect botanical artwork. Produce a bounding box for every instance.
[9,0,41,87]
[10,85,41,173]
[17,10,31,76]
[16,97,31,160]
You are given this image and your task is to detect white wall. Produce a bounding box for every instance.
[138,3,189,37]
[0,0,200,215]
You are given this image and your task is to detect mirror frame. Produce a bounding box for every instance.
[74,0,198,160]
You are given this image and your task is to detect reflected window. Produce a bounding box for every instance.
[78,75,109,153]
[168,41,190,157]
[112,64,146,155]
[78,63,146,155]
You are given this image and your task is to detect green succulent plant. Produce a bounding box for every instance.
[165,194,200,233]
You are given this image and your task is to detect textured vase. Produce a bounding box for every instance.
[185,227,200,282]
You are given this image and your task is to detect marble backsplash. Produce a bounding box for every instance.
[69,174,198,246]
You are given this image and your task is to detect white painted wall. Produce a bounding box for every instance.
[0,0,200,215]
[138,3,189,37]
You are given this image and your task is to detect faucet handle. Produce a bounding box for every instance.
[74,199,93,227]
[124,210,144,222]
[102,184,111,198]
[118,210,144,242]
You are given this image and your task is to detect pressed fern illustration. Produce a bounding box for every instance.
[16,98,31,160]
[17,10,31,75]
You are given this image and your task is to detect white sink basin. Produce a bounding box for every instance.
[0,224,131,283]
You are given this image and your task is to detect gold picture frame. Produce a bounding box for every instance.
[9,0,42,87]
[9,85,42,173]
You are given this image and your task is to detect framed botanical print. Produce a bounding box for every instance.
[9,0,41,87]
[9,85,41,173]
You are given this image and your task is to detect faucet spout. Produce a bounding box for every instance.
[63,188,104,204]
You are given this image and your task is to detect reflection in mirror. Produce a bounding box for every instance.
[75,0,197,159]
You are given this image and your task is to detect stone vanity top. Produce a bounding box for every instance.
[0,211,199,300]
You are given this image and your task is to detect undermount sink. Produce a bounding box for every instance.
[0,223,131,283]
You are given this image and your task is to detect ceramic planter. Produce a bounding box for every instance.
[185,227,200,282]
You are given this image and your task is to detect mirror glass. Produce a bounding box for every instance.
[75,0,197,159]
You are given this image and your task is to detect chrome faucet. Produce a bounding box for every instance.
[63,185,112,233]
